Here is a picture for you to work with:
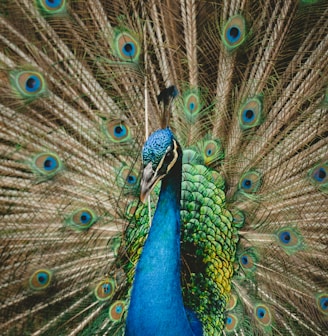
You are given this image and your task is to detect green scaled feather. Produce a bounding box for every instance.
[180,162,236,335]
[230,208,245,228]
[122,158,236,335]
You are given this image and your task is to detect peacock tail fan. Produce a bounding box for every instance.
[0,0,327,335]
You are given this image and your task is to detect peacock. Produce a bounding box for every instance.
[0,0,327,335]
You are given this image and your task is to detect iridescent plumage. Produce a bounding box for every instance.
[0,1,327,335]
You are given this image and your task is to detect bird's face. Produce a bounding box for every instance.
[140,128,180,203]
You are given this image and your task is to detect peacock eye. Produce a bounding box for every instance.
[43,156,58,171]
[254,304,272,326]
[222,15,247,51]
[66,208,98,231]
[228,26,241,42]
[80,211,91,224]
[317,294,328,314]
[320,297,328,310]
[243,109,255,122]
[189,101,196,111]
[238,249,257,273]
[31,152,63,178]
[163,151,176,168]
[122,42,135,57]
[241,178,252,189]
[126,174,137,185]
[241,255,249,265]
[279,231,291,243]
[45,0,63,9]
[102,119,131,143]
[29,269,53,290]
[225,313,238,331]
[313,167,326,182]
[183,90,202,122]
[308,162,328,192]
[11,70,47,99]
[118,166,139,189]
[25,75,41,92]
[114,125,125,136]
[276,227,303,255]
[113,30,140,62]
[38,0,66,11]
[109,301,125,322]
[238,170,262,193]
[202,140,224,165]
[238,97,263,130]
[94,278,116,301]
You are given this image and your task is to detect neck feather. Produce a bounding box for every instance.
[126,156,195,335]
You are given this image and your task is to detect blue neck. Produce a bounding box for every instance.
[125,158,195,336]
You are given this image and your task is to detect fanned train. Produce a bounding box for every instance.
[0,1,327,335]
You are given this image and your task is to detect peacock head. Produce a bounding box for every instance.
[140,128,182,202]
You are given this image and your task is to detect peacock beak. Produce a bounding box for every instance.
[140,162,164,203]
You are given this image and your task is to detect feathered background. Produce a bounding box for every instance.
[0,0,327,335]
